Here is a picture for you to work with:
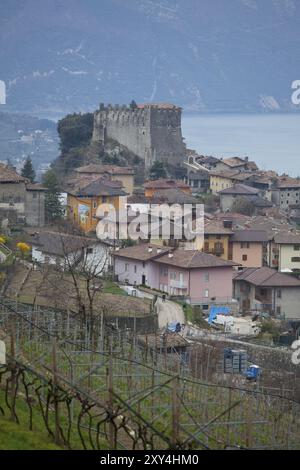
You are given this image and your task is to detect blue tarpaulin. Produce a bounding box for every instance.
[167,322,182,333]
[208,306,231,324]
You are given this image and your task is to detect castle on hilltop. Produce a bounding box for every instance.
[92,102,186,170]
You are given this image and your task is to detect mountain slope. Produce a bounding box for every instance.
[0,0,299,117]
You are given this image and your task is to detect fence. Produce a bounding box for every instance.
[0,298,300,450]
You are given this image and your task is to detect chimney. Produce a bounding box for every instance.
[245,156,249,162]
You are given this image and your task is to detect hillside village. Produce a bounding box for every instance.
[2,105,300,337]
[1,103,300,450]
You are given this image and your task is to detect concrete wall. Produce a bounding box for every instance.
[105,313,158,334]
[92,105,186,169]
[0,183,45,227]
[25,190,45,227]
[220,193,235,212]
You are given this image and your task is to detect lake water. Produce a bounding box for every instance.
[182,114,300,177]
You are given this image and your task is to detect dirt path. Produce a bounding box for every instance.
[156,298,185,329]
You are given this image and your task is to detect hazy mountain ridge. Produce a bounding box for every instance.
[0,112,59,170]
[0,0,299,117]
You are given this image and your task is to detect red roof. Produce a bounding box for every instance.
[144,179,190,190]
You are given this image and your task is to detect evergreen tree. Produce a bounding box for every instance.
[130,99,137,110]
[149,161,167,180]
[21,156,36,183]
[42,169,63,223]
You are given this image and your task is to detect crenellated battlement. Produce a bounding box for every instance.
[92,102,186,170]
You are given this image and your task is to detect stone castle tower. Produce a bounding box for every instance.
[92,102,186,169]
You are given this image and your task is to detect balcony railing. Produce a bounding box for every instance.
[169,279,188,289]
[211,248,225,255]
[204,248,225,256]
[255,293,273,304]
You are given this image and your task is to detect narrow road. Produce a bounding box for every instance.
[156,298,185,330]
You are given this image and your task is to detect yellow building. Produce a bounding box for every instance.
[74,164,135,195]
[210,171,238,194]
[202,221,233,260]
[67,178,127,234]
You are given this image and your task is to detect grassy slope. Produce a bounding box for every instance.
[0,389,61,450]
[0,415,61,450]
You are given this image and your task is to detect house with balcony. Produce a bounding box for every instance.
[273,232,300,273]
[233,267,300,320]
[202,220,234,260]
[113,244,237,307]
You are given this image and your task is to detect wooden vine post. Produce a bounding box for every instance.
[52,338,62,446]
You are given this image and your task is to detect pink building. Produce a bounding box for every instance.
[230,230,268,268]
[113,244,237,306]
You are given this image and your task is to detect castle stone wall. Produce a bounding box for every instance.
[92,104,186,169]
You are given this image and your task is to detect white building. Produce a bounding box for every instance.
[30,230,110,274]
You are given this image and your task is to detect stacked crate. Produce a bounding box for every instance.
[223,348,247,374]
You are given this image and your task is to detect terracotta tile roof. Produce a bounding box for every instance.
[233,267,300,287]
[152,188,198,204]
[203,220,233,235]
[196,155,220,165]
[215,213,249,222]
[219,184,259,195]
[243,216,295,239]
[231,230,269,243]
[155,250,237,269]
[0,164,26,183]
[277,177,300,189]
[26,183,47,191]
[75,164,134,176]
[66,176,127,197]
[222,157,249,168]
[210,169,241,179]
[31,231,98,256]
[144,179,190,190]
[274,232,300,245]
[113,243,172,262]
